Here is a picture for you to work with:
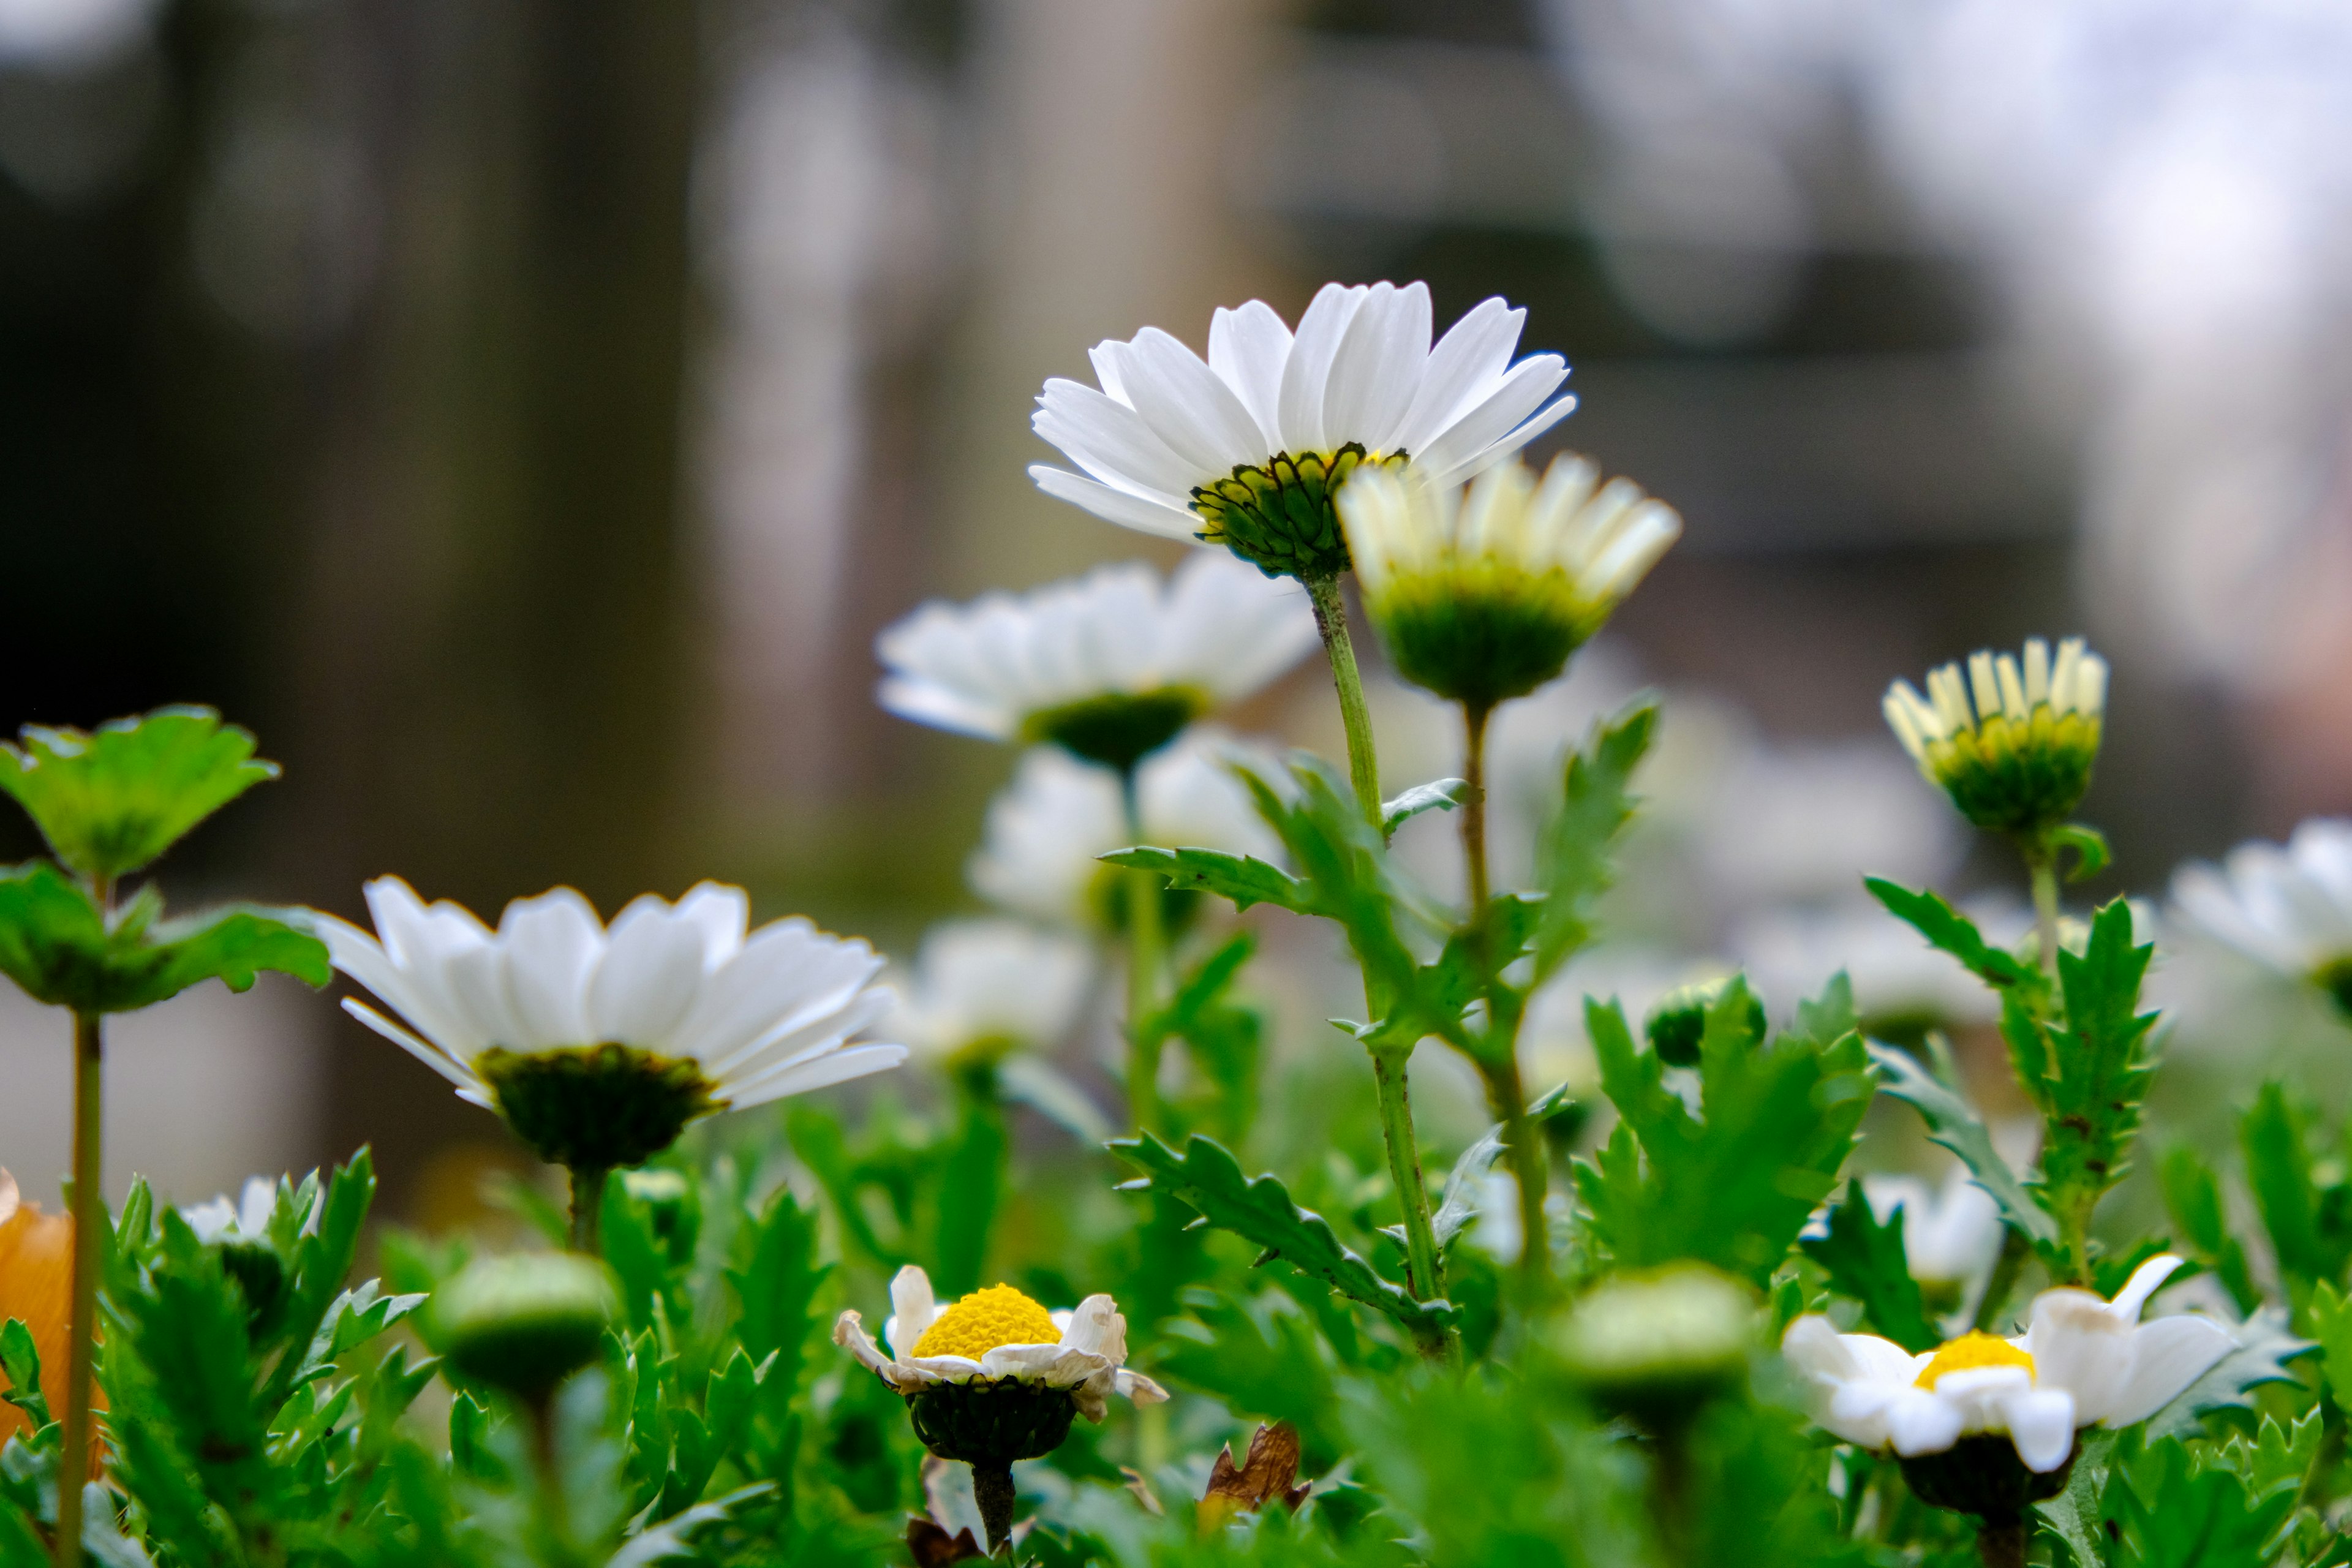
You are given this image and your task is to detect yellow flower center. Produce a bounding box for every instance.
[910,1284,1061,1360]
[1915,1330,2036,1390]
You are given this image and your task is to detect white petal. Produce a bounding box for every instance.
[2099,1316,2235,1427]
[1390,296,1524,456]
[671,920,881,1068]
[722,1042,907,1109]
[1113,1368,1168,1405]
[1275,283,1367,452]
[1417,355,1572,482]
[1318,281,1431,454]
[1996,1388,2078,1472]
[2106,1255,2185,1324]
[496,888,604,1047]
[1881,1388,1966,1457]
[887,1267,937,1359]
[1033,380,1206,500]
[339,998,488,1095]
[834,1310,897,1377]
[1058,1295,1128,1361]
[588,898,710,1046]
[1113,328,1268,474]
[673,882,748,968]
[1028,465,1200,539]
[2026,1289,2135,1420]
[1207,300,1292,448]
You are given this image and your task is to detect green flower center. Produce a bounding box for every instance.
[1021,687,1206,773]
[1921,709,2101,838]
[1189,445,1408,582]
[477,1042,720,1172]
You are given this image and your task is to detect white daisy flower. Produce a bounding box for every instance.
[1882,637,2109,837]
[1780,1255,2232,1474]
[1335,455,1679,712]
[321,878,907,1174]
[876,552,1317,772]
[890,919,1092,1068]
[1030,281,1577,581]
[969,730,1280,930]
[833,1265,1167,1422]
[1861,1169,2005,1294]
[2169,818,2352,1019]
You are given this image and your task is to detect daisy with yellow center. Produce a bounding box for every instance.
[1779,1256,2230,1476]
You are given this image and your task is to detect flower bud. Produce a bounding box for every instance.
[1556,1262,1754,1425]
[430,1253,618,1405]
[1883,638,2107,841]
[1644,977,1764,1069]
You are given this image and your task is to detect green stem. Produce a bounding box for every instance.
[1461,703,1492,918]
[2026,842,2060,979]
[1972,1227,2030,1332]
[1483,1057,1551,1296]
[527,1393,576,1564]
[971,1461,1017,1555]
[1305,572,1381,827]
[56,1009,103,1568]
[1120,769,1166,1133]
[568,1166,608,1255]
[1975,1513,2026,1568]
[1370,1048,1449,1357]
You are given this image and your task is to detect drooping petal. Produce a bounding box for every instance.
[886,1266,938,1359]
[1027,465,1200,538]
[2098,1315,2235,1427]
[339,999,486,1094]
[834,1310,897,1378]
[1996,1387,2079,1472]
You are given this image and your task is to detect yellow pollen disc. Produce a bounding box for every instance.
[1915,1330,2036,1390]
[910,1284,1061,1360]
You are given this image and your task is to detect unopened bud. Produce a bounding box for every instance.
[431,1253,618,1404]
[1557,1262,1753,1424]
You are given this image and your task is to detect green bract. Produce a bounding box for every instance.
[1363,562,1594,712]
[1019,685,1205,772]
[1188,445,1404,581]
[0,706,279,880]
[477,1042,722,1173]
[0,861,330,1014]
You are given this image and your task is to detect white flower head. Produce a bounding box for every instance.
[1030,281,1576,581]
[969,729,1280,930]
[890,919,1093,1066]
[1882,637,2109,837]
[876,552,1318,771]
[1336,455,1679,711]
[2170,818,2352,1019]
[322,880,908,1170]
[1861,1169,2004,1291]
[1781,1256,2233,1473]
[832,1265,1167,1423]
[182,1173,320,1248]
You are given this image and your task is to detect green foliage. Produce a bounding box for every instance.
[2158,1146,2261,1316]
[1529,700,1656,981]
[1576,978,1872,1285]
[2239,1083,2352,1305]
[1865,876,2040,998]
[2100,1433,2299,1568]
[1866,1041,2056,1248]
[2143,1304,2315,1442]
[1800,1181,1937,1352]
[0,862,330,1014]
[1111,1133,1458,1334]
[0,708,277,880]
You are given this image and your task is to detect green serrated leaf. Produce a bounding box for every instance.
[1865,877,2038,995]
[1531,700,1655,980]
[2036,1426,2115,1568]
[2215,1408,2323,1502]
[0,861,329,1014]
[0,1323,46,1436]
[1380,777,1467,836]
[2029,900,2161,1276]
[1866,1041,2057,1247]
[1110,1133,1457,1332]
[2105,1431,2299,1568]
[606,1483,774,1567]
[2158,1146,2261,1316]
[1800,1182,1938,1352]
[0,707,277,880]
[1098,845,1313,914]
[2241,1084,2352,1298]
[725,1184,826,1413]
[1575,984,1874,1285]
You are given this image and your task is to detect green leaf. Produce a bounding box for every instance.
[1866,1041,2057,1248]
[1110,1133,1457,1333]
[2158,1146,2261,1316]
[0,1322,47,1434]
[2027,900,2160,1267]
[1574,982,1874,1285]
[2104,1433,2299,1568]
[606,1483,774,1567]
[2214,1409,2324,1502]
[1800,1182,1938,1353]
[1380,778,1466,837]
[2053,823,2112,883]
[2240,1083,2352,1296]
[1097,845,1313,914]
[1531,700,1656,980]
[725,1184,826,1412]
[0,861,329,1014]
[2304,1281,2352,1408]
[2037,1427,2115,1568]
[0,707,278,879]
[1864,877,2038,995]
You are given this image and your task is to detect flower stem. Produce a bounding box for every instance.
[1304,572,1382,827]
[526,1392,576,1564]
[1976,1512,2026,1568]
[55,1008,103,1568]
[568,1165,609,1255]
[1120,769,1166,1133]
[1370,1047,1450,1357]
[971,1460,1017,1555]
[2025,841,2060,979]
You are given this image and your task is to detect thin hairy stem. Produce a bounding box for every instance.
[56,1009,103,1568]
[1304,573,1382,827]
[1120,769,1166,1133]
[2026,843,2060,979]
[568,1165,609,1255]
[1370,1049,1452,1358]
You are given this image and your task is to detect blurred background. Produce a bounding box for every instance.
[4,0,2350,1216]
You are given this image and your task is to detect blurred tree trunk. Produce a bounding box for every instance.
[300,0,702,1203]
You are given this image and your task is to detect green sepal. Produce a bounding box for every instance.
[0,707,279,880]
[0,861,330,1014]
[1109,1132,1458,1333]
[1866,1041,2058,1248]
[1574,981,1874,1286]
[1531,699,1656,981]
[1020,687,1204,774]
[478,1042,720,1171]
[1800,1180,1939,1353]
[2051,822,2111,883]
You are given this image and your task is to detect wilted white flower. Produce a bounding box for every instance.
[891,919,1092,1067]
[970,730,1280,929]
[2170,818,2352,1020]
[322,880,907,1172]
[876,552,1318,772]
[833,1265,1167,1421]
[1030,281,1575,581]
[1883,637,2109,838]
[1781,1256,2231,1473]
[1861,1169,2005,1292]
[1336,455,1679,712]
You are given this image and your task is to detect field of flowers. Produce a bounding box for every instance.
[2,280,2348,1568]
